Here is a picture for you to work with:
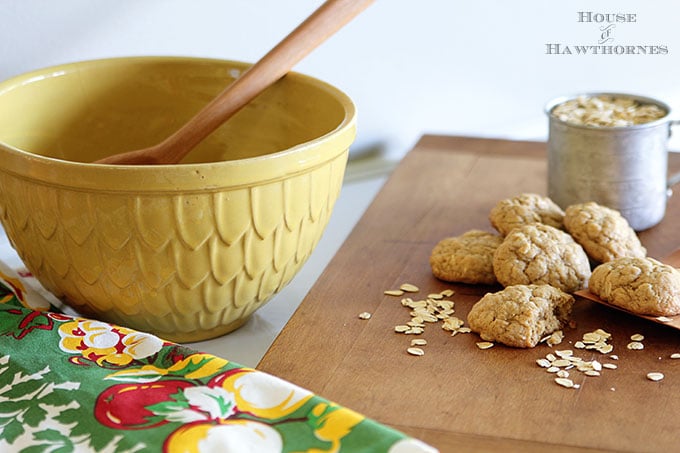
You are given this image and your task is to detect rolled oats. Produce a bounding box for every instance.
[552,95,666,127]
[536,358,552,368]
[400,283,420,293]
[555,377,575,388]
[647,372,664,382]
[627,341,644,350]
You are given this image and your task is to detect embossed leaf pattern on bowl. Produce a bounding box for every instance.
[0,154,346,341]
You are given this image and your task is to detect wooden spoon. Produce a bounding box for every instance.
[575,248,680,329]
[96,0,374,165]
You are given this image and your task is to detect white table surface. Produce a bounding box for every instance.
[0,155,393,368]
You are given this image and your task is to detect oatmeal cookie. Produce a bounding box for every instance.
[430,230,503,285]
[467,284,574,348]
[563,202,646,263]
[589,257,680,316]
[489,193,565,236]
[493,223,590,292]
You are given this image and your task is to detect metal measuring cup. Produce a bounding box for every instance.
[546,92,680,231]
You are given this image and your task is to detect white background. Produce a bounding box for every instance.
[3,0,680,158]
[2,1,680,364]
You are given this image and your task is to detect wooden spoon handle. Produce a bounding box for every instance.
[105,0,373,165]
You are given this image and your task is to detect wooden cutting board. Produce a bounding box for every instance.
[258,135,680,452]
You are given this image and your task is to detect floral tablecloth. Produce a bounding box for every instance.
[0,261,435,452]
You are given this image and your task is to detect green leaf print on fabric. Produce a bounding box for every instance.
[0,358,79,446]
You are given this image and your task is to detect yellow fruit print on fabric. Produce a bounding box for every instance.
[58,319,163,366]
[216,368,313,419]
[0,270,26,305]
[306,402,365,453]
[105,353,230,383]
[164,419,283,453]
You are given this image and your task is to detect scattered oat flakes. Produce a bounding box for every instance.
[400,298,413,307]
[630,334,645,341]
[390,283,463,345]
[552,359,571,368]
[536,358,552,368]
[442,317,464,331]
[438,300,455,310]
[647,372,664,382]
[407,347,425,356]
[385,289,404,297]
[476,341,494,350]
[555,377,575,388]
[418,312,439,323]
[400,283,419,293]
[671,353,680,359]
[578,329,614,354]
[540,330,565,347]
[358,312,372,320]
[597,344,614,354]
[536,339,618,386]
[656,316,673,323]
[441,316,471,337]
[627,341,644,350]
[603,363,618,370]
[411,339,427,346]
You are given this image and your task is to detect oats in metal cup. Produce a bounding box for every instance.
[551,94,666,127]
[545,92,680,231]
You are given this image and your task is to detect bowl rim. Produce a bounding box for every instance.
[0,56,356,192]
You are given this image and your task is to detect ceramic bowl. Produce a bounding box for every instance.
[0,56,356,342]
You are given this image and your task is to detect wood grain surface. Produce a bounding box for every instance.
[258,135,680,452]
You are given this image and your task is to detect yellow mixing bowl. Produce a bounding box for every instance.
[0,56,356,342]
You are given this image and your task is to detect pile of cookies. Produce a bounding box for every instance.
[429,193,680,348]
